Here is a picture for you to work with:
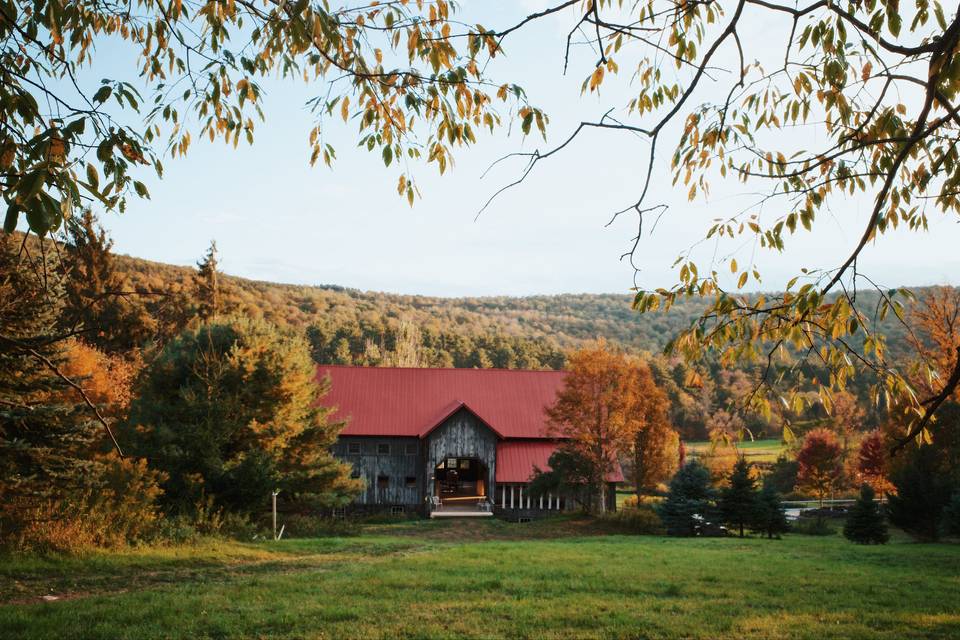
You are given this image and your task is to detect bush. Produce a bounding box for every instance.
[792,516,837,536]
[1,457,166,554]
[597,505,665,535]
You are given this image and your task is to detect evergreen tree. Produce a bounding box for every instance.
[752,484,790,539]
[129,315,362,514]
[0,235,104,538]
[843,483,889,544]
[719,456,757,537]
[656,461,716,536]
[63,210,152,352]
[765,454,799,495]
[943,494,960,537]
[193,241,221,321]
[887,445,954,541]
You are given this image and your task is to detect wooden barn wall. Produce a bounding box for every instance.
[332,436,423,506]
[425,409,498,499]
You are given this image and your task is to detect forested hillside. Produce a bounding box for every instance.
[109,249,918,364]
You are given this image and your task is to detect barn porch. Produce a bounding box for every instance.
[429,506,494,519]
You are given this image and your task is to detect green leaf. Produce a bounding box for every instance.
[93,85,112,104]
[25,205,50,235]
[86,163,99,190]
[4,203,20,233]
[382,145,393,167]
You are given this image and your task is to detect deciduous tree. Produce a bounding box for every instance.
[858,430,891,501]
[796,428,844,508]
[546,340,654,512]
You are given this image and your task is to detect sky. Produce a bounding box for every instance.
[57,2,960,297]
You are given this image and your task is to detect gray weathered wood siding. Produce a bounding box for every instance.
[425,408,498,498]
[332,436,423,506]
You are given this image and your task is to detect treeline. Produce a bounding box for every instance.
[1,220,361,553]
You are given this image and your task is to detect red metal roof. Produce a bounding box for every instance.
[319,366,567,439]
[495,440,626,484]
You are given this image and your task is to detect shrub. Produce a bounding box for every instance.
[597,505,665,535]
[843,484,889,545]
[792,516,837,536]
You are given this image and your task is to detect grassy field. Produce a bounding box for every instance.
[2,517,958,640]
[686,438,786,464]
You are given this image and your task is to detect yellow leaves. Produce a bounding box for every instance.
[730,258,738,273]
[588,65,605,93]
[737,271,748,289]
[861,61,873,82]
[340,96,350,123]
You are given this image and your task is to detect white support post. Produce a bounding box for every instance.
[548,493,553,510]
[501,485,506,508]
[510,486,514,509]
[519,486,524,510]
[539,495,543,510]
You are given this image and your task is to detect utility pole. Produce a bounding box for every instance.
[272,490,280,541]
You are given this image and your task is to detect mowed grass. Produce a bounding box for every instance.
[687,438,786,464]
[2,517,959,639]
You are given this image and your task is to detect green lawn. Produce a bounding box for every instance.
[687,438,786,464]
[2,517,958,639]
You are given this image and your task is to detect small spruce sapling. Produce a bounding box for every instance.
[843,484,889,545]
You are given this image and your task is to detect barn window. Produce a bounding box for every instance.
[518,517,532,524]
[377,443,391,455]
[347,442,362,455]
[459,459,471,470]
[390,506,405,515]
[377,475,389,489]
[447,457,457,468]
[350,467,361,479]
[405,443,417,455]
[405,476,417,488]
[332,507,347,520]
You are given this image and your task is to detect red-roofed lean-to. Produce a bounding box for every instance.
[496,441,626,484]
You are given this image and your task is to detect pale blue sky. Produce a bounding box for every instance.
[61,2,960,296]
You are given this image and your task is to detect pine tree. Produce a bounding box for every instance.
[843,484,889,545]
[887,445,953,541]
[129,316,362,514]
[719,456,757,537]
[63,210,152,352]
[193,241,221,321]
[0,235,104,536]
[656,461,716,536]
[752,484,790,539]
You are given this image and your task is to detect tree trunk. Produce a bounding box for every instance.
[597,479,607,514]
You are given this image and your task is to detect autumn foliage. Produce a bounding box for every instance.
[797,429,845,507]
[547,340,674,512]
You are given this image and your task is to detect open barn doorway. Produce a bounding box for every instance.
[433,457,488,506]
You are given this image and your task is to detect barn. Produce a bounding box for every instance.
[320,366,622,519]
